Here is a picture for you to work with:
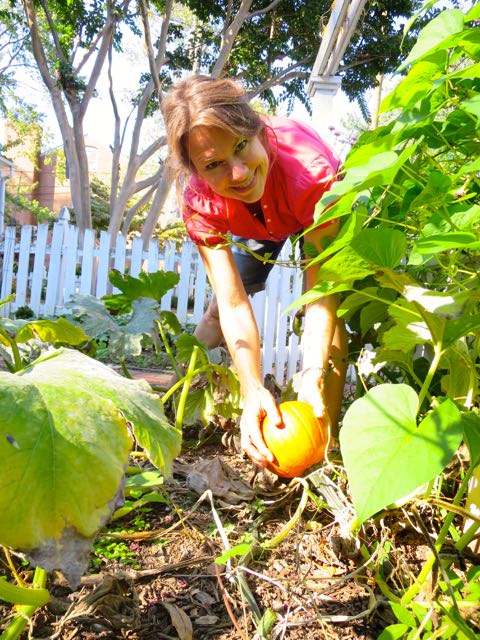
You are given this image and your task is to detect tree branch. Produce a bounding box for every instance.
[213,0,253,77]
[139,0,163,105]
[77,0,119,119]
[38,0,68,66]
[222,0,233,38]
[245,58,312,98]
[108,42,122,214]
[247,0,283,20]
[340,55,387,73]
[22,0,63,97]
[121,183,157,234]
[137,136,167,167]
[132,166,164,193]
[127,0,171,162]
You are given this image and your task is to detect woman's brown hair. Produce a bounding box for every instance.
[162,75,266,181]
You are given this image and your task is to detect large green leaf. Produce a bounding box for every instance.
[443,314,480,348]
[461,94,480,118]
[340,384,464,523]
[175,333,209,365]
[413,232,480,255]
[21,348,182,473]
[381,54,447,113]
[441,342,477,408]
[410,171,452,208]
[15,317,88,345]
[398,10,465,70]
[317,245,375,283]
[360,301,389,337]
[0,349,181,580]
[104,269,180,313]
[285,280,352,312]
[350,228,407,269]
[337,287,397,321]
[381,318,431,352]
[323,148,417,198]
[403,286,469,319]
[67,295,158,358]
[466,4,480,21]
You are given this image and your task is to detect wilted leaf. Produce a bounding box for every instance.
[66,295,158,358]
[0,348,181,579]
[162,602,193,640]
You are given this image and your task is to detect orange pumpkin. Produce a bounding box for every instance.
[261,401,328,478]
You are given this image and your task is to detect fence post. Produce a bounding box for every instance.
[54,207,71,312]
[30,224,49,315]
[14,225,33,310]
[0,226,16,317]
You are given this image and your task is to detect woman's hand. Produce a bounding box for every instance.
[240,385,282,467]
[296,366,327,420]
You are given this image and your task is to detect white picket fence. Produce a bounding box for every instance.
[0,222,305,382]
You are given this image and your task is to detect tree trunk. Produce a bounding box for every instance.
[141,165,173,245]
[212,0,253,77]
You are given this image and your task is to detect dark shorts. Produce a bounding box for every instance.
[231,235,289,295]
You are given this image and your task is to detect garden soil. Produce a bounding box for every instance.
[0,368,469,639]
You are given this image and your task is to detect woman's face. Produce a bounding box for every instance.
[188,125,269,203]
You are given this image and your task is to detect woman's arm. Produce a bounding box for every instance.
[198,244,281,465]
[299,220,342,418]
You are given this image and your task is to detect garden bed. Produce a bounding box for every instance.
[1,430,476,640]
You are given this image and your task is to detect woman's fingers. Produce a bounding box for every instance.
[240,388,280,464]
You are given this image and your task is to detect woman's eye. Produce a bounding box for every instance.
[205,160,222,171]
[236,139,248,152]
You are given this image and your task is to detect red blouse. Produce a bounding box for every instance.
[182,116,341,246]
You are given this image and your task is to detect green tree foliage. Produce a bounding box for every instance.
[89,175,150,231]
[155,0,445,110]
[0,0,31,113]
[0,0,451,235]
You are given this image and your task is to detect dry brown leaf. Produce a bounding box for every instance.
[162,602,193,640]
[185,457,254,504]
[192,589,216,606]
[195,614,219,625]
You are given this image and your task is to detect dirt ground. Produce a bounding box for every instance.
[1,368,477,639]
[1,435,432,640]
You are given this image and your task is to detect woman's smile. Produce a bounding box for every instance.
[231,171,258,194]
[188,125,269,202]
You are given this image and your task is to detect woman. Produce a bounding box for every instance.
[163,75,348,468]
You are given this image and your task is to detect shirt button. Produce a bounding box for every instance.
[263,204,268,209]
[266,218,271,222]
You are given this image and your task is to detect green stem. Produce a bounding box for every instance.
[423,478,436,501]
[161,365,205,405]
[401,468,473,605]
[359,544,400,603]
[175,346,199,430]
[455,518,480,553]
[0,567,48,640]
[261,482,308,549]
[0,577,49,607]
[120,358,132,379]
[0,327,22,372]
[156,319,182,379]
[416,343,442,414]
